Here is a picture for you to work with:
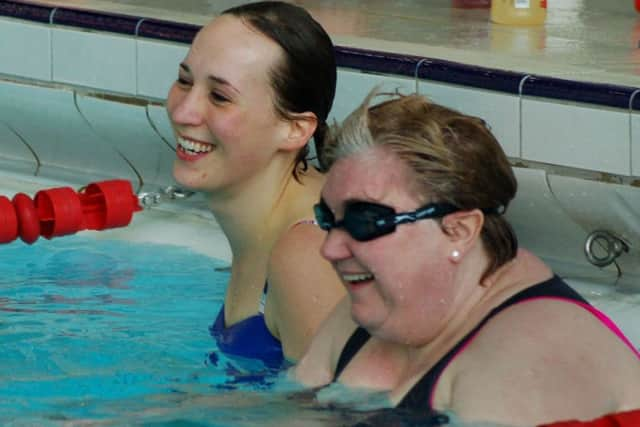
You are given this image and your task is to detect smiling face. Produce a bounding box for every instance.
[320,147,459,345]
[166,15,290,193]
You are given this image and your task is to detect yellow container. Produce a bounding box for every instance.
[491,0,547,25]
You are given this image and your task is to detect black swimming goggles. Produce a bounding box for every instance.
[313,199,460,242]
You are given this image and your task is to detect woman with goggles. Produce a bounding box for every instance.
[294,90,640,426]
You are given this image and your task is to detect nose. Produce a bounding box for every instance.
[320,228,352,263]
[168,84,205,127]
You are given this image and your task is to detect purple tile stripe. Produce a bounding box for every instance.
[136,19,199,44]
[335,46,524,94]
[1,0,639,110]
[0,0,50,22]
[53,7,139,35]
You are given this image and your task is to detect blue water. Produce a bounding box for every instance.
[0,236,239,424]
[0,236,456,427]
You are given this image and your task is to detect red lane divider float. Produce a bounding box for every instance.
[0,179,142,245]
[540,409,640,427]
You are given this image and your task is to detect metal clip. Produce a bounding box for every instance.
[137,185,194,208]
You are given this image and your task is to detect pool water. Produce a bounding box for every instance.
[0,234,559,427]
[0,236,238,424]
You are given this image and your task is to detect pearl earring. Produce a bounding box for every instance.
[451,250,460,260]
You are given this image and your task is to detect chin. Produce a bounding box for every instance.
[172,165,205,191]
[349,304,381,333]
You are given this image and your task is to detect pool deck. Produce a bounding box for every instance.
[25,0,640,88]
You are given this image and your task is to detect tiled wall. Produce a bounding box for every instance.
[0,5,639,286]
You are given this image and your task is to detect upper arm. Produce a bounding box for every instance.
[443,299,640,425]
[266,223,346,362]
[294,297,354,387]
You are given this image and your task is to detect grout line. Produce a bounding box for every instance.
[134,18,146,97]
[628,90,640,176]
[413,58,428,94]
[517,74,532,160]
[48,8,58,82]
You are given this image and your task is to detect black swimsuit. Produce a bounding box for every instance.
[332,275,590,412]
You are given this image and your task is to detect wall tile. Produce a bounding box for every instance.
[521,98,630,175]
[137,39,188,99]
[0,120,39,175]
[52,27,136,94]
[76,94,175,189]
[419,81,520,158]
[0,18,51,81]
[0,80,135,183]
[506,167,613,281]
[332,70,520,158]
[147,104,175,146]
[548,174,640,287]
[331,69,413,123]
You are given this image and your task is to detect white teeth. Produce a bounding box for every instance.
[177,136,214,154]
[342,273,373,283]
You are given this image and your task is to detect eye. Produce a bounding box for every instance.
[176,75,192,86]
[209,91,230,104]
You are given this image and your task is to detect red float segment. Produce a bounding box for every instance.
[79,180,141,231]
[539,408,640,427]
[34,186,83,239]
[1,179,143,245]
[0,195,18,243]
[12,193,40,244]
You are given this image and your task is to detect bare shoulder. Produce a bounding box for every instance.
[270,220,325,265]
[442,298,640,424]
[294,297,355,387]
[266,221,346,360]
[268,220,338,292]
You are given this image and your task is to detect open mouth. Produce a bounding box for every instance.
[341,273,374,286]
[176,136,215,157]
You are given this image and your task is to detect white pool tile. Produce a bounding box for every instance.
[507,167,610,279]
[521,98,630,175]
[0,121,39,175]
[52,27,136,93]
[147,104,175,146]
[331,69,414,123]
[418,81,520,158]
[0,18,51,81]
[549,174,640,246]
[548,174,640,287]
[75,94,175,189]
[0,81,135,182]
[137,39,188,99]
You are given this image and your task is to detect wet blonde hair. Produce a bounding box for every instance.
[321,89,518,278]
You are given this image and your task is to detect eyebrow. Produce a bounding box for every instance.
[179,63,240,94]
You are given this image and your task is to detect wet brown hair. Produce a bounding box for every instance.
[322,89,518,278]
[223,2,337,181]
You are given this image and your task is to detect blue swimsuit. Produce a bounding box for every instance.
[208,219,317,372]
[209,283,285,371]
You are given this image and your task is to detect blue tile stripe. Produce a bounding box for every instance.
[1,0,638,110]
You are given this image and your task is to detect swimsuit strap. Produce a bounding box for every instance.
[259,281,268,314]
[333,326,371,381]
[398,275,588,411]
